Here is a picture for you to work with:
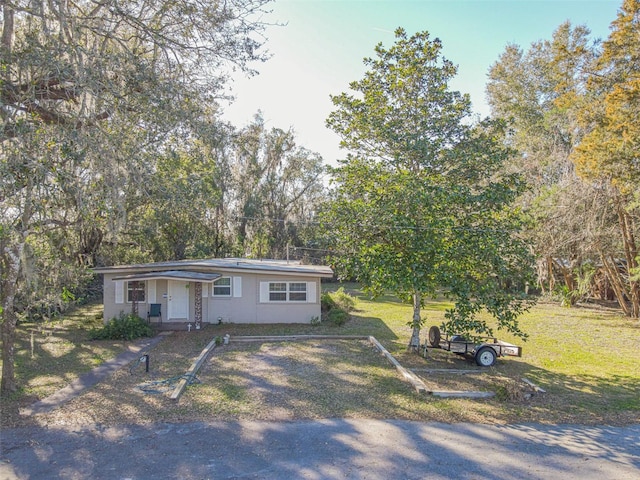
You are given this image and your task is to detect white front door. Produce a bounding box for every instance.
[168,280,189,320]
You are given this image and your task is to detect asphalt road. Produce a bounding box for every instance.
[1,420,639,479]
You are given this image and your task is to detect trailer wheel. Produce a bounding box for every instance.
[428,326,441,348]
[475,346,497,367]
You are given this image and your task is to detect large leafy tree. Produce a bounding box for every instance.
[571,0,640,317]
[573,0,640,191]
[138,143,226,261]
[110,114,234,264]
[0,0,270,393]
[488,2,640,318]
[486,22,601,301]
[323,29,533,350]
[230,114,326,259]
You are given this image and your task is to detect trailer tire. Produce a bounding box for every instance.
[428,326,441,348]
[475,346,497,367]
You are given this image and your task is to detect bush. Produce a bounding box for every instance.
[90,312,153,340]
[321,288,355,326]
[321,291,338,313]
[322,287,355,312]
[327,309,349,326]
[331,287,356,312]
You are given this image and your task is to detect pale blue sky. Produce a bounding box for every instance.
[222,0,621,165]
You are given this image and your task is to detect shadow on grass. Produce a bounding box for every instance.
[4,298,639,431]
[1,305,130,427]
[202,314,399,343]
[190,340,411,420]
[516,365,640,417]
[178,333,639,426]
[2,310,400,429]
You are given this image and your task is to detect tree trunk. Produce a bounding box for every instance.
[553,258,578,305]
[1,241,22,394]
[615,197,640,318]
[547,256,555,293]
[1,1,14,54]
[601,253,631,316]
[408,290,422,352]
[1,173,30,394]
[599,196,640,319]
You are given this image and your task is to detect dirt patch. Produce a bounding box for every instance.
[406,348,542,399]
[179,340,412,421]
[5,333,636,428]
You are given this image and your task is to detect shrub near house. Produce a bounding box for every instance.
[90,313,153,340]
[321,287,356,326]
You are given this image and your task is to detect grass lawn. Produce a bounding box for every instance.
[0,303,126,403]
[1,284,638,427]
[343,284,640,424]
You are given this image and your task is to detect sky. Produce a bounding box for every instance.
[221,0,622,166]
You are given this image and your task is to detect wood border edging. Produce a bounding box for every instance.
[230,335,370,342]
[171,334,497,401]
[229,334,428,394]
[367,336,428,394]
[170,336,218,400]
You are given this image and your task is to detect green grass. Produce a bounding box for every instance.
[3,303,126,398]
[348,289,640,420]
[191,284,639,423]
[321,283,640,417]
[2,286,639,427]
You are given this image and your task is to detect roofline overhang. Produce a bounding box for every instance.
[94,259,334,278]
[112,271,222,283]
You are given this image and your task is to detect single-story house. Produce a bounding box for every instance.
[94,258,334,326]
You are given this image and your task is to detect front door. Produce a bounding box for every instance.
[168,280,189,320]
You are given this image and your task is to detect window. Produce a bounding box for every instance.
[266,282,307,302]
[269,282,287,301]
[213,277,232,296]
[127,281,146,303]
[289,282,307,302]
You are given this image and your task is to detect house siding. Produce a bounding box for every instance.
[101,271,323,325]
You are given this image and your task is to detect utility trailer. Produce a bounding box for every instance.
[425,326,522,367]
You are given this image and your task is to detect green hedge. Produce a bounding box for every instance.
[90,312,153,340]
[321,287,355,326]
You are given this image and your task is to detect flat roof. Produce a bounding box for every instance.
[112,271,221,283]
[95,258,334,278]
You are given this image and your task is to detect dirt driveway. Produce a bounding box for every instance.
[4,333,639,478]
[6,331,637,428]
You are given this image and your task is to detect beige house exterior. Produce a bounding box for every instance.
[94,258,334,326]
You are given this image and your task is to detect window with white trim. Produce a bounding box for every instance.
[213,277,232,296]
[289,282,307,301]
[127,281,146,303]
[268,282,307,302]
[269,282,287,301]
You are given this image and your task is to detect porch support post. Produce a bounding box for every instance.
[195,282,202,327]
